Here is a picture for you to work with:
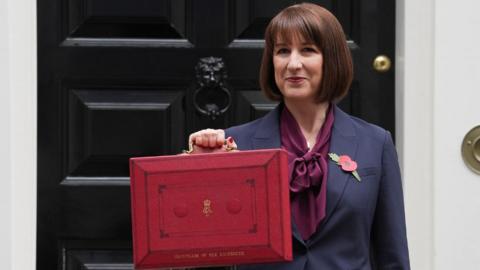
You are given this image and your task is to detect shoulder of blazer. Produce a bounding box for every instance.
[225,105,281,150]
[336,106,390,144]
[225,117,262,148]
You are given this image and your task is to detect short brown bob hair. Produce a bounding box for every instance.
[260,3,353,103]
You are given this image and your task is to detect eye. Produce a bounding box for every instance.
[275,48,290,55]
[302,46,318,53]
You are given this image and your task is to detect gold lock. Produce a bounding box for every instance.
[461,125,480,174]
[373,55,392,72]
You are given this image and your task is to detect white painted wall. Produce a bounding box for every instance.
[434,0,480,269]
[397,0,434,269]
[0,0,13,268]
[0,0,37,269]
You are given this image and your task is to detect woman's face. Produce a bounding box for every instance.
[273,35,323,104]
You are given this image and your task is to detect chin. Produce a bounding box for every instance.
[283,95,314,103]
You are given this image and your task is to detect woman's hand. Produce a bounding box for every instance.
[187,129,237,154]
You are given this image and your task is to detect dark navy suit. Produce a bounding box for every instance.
[226,105,410,270]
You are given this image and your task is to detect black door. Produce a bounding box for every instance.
[37,1,395,269]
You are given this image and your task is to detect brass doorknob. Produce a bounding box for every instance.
[461,125,480,174]
[373,55,392,72]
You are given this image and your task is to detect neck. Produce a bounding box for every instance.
[284,100,330,146]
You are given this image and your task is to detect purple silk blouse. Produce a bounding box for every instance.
[280,104,334,240]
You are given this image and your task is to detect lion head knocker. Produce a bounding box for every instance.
[193,57,231,120]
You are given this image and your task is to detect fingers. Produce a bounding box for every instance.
[204,132,217,148]
[216,133,225,146]
[189,129,225,149]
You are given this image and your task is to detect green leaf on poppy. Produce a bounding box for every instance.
[328,153,340,162]
[352,171,361,182]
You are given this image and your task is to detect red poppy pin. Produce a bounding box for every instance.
[328,153,361,182]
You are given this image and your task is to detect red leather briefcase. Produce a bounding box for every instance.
[130,149,292,269]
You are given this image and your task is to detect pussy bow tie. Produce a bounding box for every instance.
[289,152,327,193]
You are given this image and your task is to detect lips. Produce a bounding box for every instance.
[286,76,306,83]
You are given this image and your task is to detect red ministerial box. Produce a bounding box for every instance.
[129,149,292,269]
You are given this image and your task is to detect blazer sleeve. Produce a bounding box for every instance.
[371,131,410,269]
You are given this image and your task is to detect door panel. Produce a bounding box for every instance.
[64,0,188,39]
[38,0,395,269]
[66,89,184,178]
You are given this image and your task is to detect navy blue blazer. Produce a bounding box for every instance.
[226,105,410,270]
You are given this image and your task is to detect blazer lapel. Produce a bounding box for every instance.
[251,105,282,149]
[308,105,359,245]
[250,105,306,244]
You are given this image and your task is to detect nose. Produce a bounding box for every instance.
[287,51,302,70]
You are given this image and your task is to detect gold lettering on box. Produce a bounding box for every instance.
[173,253,200,259]
[173,251,246,260]
[219,251,246,257]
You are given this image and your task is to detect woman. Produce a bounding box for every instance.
[189,3,410,270]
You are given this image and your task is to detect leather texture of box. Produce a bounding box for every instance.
[130,149,292,269]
